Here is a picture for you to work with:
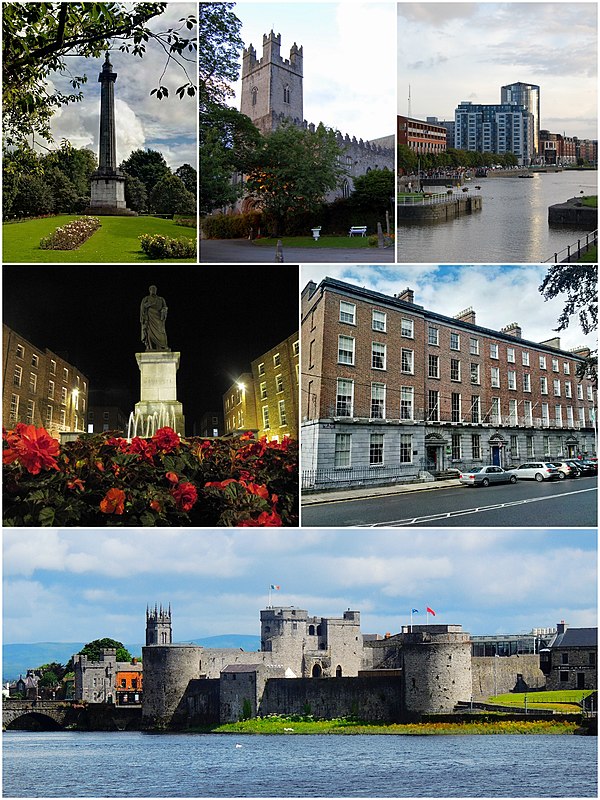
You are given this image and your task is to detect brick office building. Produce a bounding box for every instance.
[224,332,299,441]
[301,278,596,488]
[3,324,89,439]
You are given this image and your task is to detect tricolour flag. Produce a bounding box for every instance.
[270,584,280,590]
[426,607,436,616]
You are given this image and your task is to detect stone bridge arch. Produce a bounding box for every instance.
[3,701,69,731]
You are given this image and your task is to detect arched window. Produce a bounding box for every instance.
[316,624,322,636]
[312,663,322,678]
[341,179,350,199]
[251,87,258,107]
[335,665,342,677]
[308,625,315,635]
[283,84,290,104]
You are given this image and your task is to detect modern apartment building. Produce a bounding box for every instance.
[454,101,534,164]
[301,279,596,489]
[500,82,540,156]
[223,332,299,441]
[3,324,89,439]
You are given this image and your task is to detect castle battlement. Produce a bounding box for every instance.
[242,32,303,77]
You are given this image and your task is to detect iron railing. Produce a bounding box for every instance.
[545,229,598,263]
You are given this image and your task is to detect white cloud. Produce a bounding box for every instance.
[301,265,596,352]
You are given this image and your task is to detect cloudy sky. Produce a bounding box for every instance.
[46,3,197,169]
[301,264,597,352]
[231,2,396,141]
[397,2,598,139]
[3,529,596,647]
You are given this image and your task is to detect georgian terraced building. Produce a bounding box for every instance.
[2,324,89,439]
[301,278,597,489]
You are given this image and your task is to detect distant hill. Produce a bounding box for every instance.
[3,635,261,681]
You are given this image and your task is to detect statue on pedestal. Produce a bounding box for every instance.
[140,286,169,351]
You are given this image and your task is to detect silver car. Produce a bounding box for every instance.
[514,462,560,481]
[459,465,518,487]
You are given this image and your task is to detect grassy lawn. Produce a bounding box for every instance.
[488,690,592,712]
[251,235,377,249]
[580,245,598,262]
[198,716,578,735]
[581,195,598,208]
[3,215,197,263]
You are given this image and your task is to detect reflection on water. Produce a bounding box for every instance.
[397,171,598,263]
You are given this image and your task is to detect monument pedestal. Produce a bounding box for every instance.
[88,172,137,216]
[135,351,185,436]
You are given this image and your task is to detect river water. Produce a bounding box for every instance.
[3,731,597,797]
[397,170,598,263]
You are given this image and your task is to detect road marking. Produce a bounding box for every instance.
[357,487,597,527]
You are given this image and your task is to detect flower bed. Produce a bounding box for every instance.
[39,216,101,250]
[139,233,196,259]
[3,424,298,527]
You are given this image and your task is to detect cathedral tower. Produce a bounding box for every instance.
[240,32,303,134]
[146,603,172,646]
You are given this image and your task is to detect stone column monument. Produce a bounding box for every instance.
[134,286,185,436]
[88,53,136,215]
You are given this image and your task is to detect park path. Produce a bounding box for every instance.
[199,238,395,263]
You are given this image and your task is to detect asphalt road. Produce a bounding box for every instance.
[199,238,395,263]
[300,476,598,528]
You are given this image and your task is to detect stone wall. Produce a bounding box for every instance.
[259,676,404,721]
[472,655,546,698]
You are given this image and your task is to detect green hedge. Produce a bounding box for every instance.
[139,233,196,259]
[201,211,262,239]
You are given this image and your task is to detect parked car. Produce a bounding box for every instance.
[569,459,597,476]
[550,461,581,479]
[514,462,560,481]
[459,465,518,487]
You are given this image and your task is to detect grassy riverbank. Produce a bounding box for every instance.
[200,716,579,736]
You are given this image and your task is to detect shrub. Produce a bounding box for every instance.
[39,216,101,249]
[173,215,196,228]
[3,424,299,527]
[201,211,262,239]
[139,233,196,259]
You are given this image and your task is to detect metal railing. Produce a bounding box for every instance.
[398,191,475,207]
[545,229,598,263]
[302,462,422,490]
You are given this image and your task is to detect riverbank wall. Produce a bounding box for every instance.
[398,195,482,222]
[548,197,597,228]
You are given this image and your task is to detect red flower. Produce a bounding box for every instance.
[165,471,179,484]
[67,478,85,491]
[205,478,237,490]
[171,481,197,512]
[129,437,157,462]
[238,509,283,527]
[240,480,270,500]
[239,431,255,441]
[153,427,180,452]
[150,499,162,513]
[2,424,60,475]
[99,488,126,515]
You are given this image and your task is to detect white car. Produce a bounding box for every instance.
[514,462,560,481]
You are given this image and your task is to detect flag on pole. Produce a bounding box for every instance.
[411,608,419,614]
[270,585,280,590]
[426,607,436,616]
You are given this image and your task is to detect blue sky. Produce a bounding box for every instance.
[231,2,396,141]
[301,265,597,352]
[3,529,596,645]
[397,2,597,140]
[45,3,197,169]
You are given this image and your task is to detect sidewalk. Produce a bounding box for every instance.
[199,238,395,263]
[302,477,461,505]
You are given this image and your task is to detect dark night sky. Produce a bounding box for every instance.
[3,265,299,433]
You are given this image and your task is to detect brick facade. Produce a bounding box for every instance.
[223,332,299,441]
[301,278,597,488]
[3,324,89,438]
